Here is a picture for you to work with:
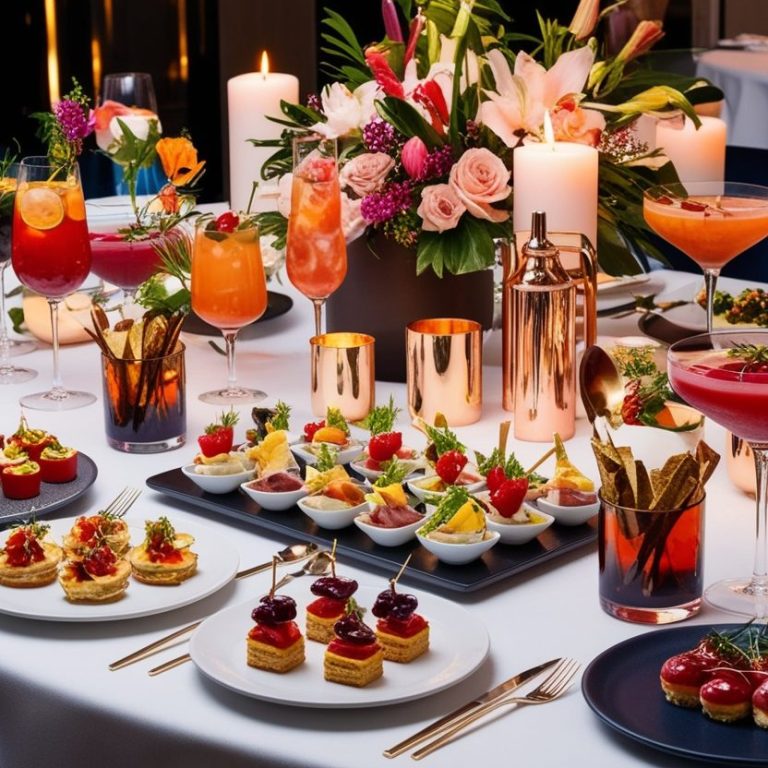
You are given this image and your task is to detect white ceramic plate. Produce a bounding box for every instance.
[0,517,239,622]
[189,584,489,708]
[181,464,254,494]
[290,441,364,467]
[596,274,651,294]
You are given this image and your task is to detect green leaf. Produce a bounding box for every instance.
[416,216,503,277]
[375,97,445,148]
[8,307,24,335]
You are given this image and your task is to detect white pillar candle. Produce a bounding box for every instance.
[227,53,299,213]
[655,115,727,183]
[513,140,599,251]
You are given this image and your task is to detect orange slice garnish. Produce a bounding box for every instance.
[18,187,65,230]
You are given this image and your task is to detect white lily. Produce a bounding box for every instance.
[311,81,381,139]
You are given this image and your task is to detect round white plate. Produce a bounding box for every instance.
[189,584,489,708]
[0,517,239,622]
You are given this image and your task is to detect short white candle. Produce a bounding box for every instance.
[513,132,599,251]
[656,115,727,183]
[227,53,299,213]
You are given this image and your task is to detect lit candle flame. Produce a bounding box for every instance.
[260,51,270,78]
[544,111,555,148]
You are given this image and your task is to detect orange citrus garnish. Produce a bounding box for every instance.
[18,186,65,230]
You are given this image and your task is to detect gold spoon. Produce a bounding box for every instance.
[579,345,625,429]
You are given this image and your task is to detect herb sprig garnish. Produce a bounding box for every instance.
[727,343,768,367]
[423,423,465,463]
[373,459,411,488]
[314,444,338,472]
[144,516,176,546]
[612,344,658,379]
[417,486,470,535]
[474,448,547,486]
[356,396,400,435]
[325,407,349,435]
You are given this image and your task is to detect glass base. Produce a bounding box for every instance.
[7,339,36,357]
[20,389,97,411]
[704,577,768,618]
[106,434,185,454]
[0,365,37,385]
[198,387,266,405]
[600,596,702,625]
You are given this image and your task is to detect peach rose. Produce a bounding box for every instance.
[551,102,605,147]
[340,152,395,197]
[417,184,466,232]
[448,148,510,222]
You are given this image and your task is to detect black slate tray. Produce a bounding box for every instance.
[147,468,598,593]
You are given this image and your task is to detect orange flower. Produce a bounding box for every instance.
[156,183,180,214]
[156,136,205,187]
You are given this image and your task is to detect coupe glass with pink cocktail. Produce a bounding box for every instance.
[286,135,346,336]
[668,330,768,616]
[644,182,768,333]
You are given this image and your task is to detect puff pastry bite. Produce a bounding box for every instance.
[129,517,197,585]
[0,522,62,588]
[58,543,131,603]
[247,593,305,673]
[63,512,131,558]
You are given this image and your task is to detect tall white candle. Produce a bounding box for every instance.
[513,138,599,251]
[227,53,299,212]
[655,116,727,183]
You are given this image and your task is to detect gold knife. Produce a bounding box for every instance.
[382,657,560,758]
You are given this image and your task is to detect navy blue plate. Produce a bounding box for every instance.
[582,624,767,764]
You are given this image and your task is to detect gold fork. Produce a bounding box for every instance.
[411,658,580,760]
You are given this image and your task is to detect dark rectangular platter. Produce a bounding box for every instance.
[146,468,597,593]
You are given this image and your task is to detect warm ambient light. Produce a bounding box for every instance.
[260,51,270,77]
[44,0,60,105]
[544,110,555,147]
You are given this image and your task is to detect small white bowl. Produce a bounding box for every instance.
[406,474,485,503]
[535,496,599,526]
[290,440,364,467]
[240,478,307,511]
[297,495,368,530]
[485,505,555,545]
[353,509,424,547]
[416,530,500,565]
[181,464,254,494]
[349,457,423,482]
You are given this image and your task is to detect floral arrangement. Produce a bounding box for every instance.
[254,0,720,276]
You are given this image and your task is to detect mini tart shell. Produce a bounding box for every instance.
[58,558,132,603]
[62,520,131,559]
[0,542,63,588]
[246,635,305,673]
[324,647,384,687]
[128,546,198,586]
[375,624,430,663]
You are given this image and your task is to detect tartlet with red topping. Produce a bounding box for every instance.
[58,543,132,602]
[305,573,358,644]
[0,522,63,588]
[128,517,197,585]
[371,583,429,663]
[324,600,383,687]
[246,593,305,673]
[63,511,131,559]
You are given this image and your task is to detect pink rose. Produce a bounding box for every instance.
[340,152,395,197]
[551,102,605,147]
[448,148,510,223]
[417,184,466,232]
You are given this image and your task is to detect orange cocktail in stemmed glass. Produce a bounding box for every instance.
[286,135,347,336]
[12,157,95,410]
[644,182,768,332]
[191,212,268,404]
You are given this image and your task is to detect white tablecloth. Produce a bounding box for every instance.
[0,268,760,768]
[696,49,768,149]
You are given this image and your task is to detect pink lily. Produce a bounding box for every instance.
[569,0,600,41]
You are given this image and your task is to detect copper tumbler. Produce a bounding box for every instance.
[310,332,375,420]
[406,318,482,426]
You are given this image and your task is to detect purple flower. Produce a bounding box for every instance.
[360,181,412,224]
[363,118,396,153]
[54,100,94,141]
[422,146,455,180]
[306,93,323,113]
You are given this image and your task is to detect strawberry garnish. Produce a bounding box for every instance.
[368,431,403,462]
[485,466,507,494]
[435,450,468,485]
[490,477,529,518]
[197,409,239,457]
[303,420,325,443]
[215,211,239,232]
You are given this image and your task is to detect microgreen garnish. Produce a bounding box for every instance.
[356,396,400,435]
[423,423,465,462]
[727,343,768,365]
[417,486,471,535]
[325,406,349,435]
[314,444,338,472]
[269,401,291,432]
[611,344,658,379]
[373,459,410,487]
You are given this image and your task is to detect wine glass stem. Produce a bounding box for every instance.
[312,299,324,338]
[223,330,239,392]
[48,298,65,394]
[0,262,10,367]
[750,444,768,618]
[703,268,720,334]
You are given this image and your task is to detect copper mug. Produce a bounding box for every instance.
[310,332,375,421]
[406,318,482,426]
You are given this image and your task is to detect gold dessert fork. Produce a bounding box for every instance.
[146,550,334,676]
[108,542,319,670]
[411,658,581,760]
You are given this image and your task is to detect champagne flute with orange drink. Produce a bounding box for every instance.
[644,182,768,332]
[12,157,95,410]
[191,212,268,404]
[286,135,347,336]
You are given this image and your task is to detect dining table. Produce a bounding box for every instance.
[0,261,763,768]
[696,48,768,150]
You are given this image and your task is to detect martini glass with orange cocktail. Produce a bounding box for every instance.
[644,182,768,333]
